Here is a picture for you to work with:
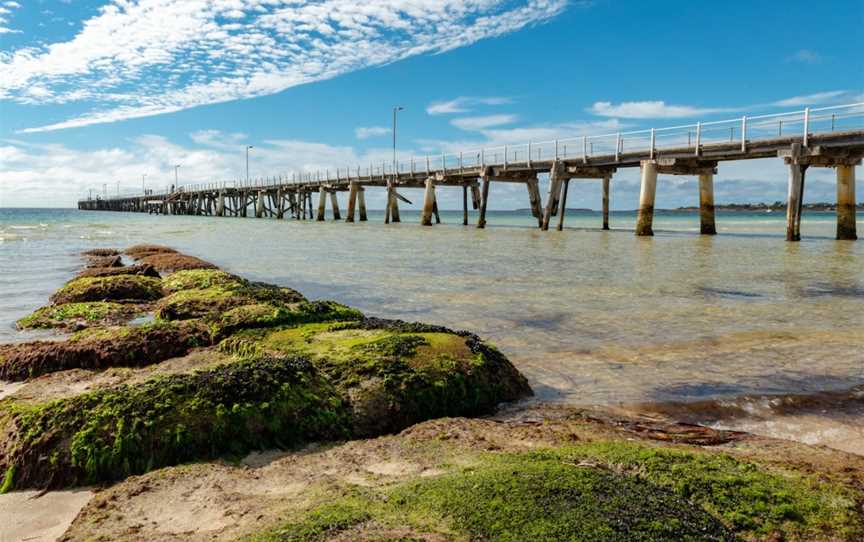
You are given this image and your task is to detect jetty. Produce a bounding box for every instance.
[78,103,864,241]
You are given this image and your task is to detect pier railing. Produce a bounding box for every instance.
[86,103,864,201]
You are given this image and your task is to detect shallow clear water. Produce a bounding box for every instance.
[2,207,863,411]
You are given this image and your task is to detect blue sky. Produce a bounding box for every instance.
[0,0,862,208]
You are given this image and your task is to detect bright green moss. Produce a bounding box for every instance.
[161,269,246,293]
[3,355,351,489]
[248,445,863,542]
[16,301,137,329]
[555,442,863,539]
[51,275,163,304]
[248,452,739,542]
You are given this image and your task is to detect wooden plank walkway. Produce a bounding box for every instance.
[79,104,864,241]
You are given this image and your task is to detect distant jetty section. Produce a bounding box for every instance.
[79,104,864,241]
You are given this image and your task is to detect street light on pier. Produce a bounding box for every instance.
[142,173,147,195]
[246,145,253,184]
[174,164,181,191]
[392,106,404,173]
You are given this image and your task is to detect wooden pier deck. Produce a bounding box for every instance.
[79,104,864,241]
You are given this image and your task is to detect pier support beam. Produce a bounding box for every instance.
[329,190,341,220]
[256,191,265,218]
[216,191,225,217]
[635,160,658,236]
[346,181,359,223]
[478,170,491,229]
[317,187,326,221]
[698,173,716,235]
[602,175,610,230]
[526,177,543,228]
[785,163,807,241]
[556,179,570,231]
[276,189,284,219]
[462,185,469,226]
[358,188,367,221]
[390,189,401,223]
[542,161,565,231]
[836,164,857,240]
[421,178,436,226]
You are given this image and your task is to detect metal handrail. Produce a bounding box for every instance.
[83,102,864,201]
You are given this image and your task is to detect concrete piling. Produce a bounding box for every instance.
[358,187,367,221]
[785,163,806,241]
[635,161,658,236]
[478,172,491,229]
[329,190,341,220]
[255,191,265,218]
[698,173,716,235]
[421,178,436,226]
[556,179,570,231]
[601,176,610,230]
[317,187,326,221]
[346,181,358,223]
[836,164,857,240]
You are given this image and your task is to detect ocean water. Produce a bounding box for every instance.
[2,207,863,449]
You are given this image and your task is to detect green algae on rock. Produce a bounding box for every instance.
[0,321,211,381]
[50,275,163,304]
[0,355,350,490]
[247,442,864,542]
[75,262,161,280]
[16,301,141,331]
[220,318,532,436]
[0,247,533,494]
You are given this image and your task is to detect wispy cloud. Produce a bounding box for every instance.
[588,101,737,119]
[787,49,821,64]
[355,126,390,140]
[426,96,513,115]
[0,0,21,33]
[771,90,848,107]
[2,1,567,133]
[451,114,518,131]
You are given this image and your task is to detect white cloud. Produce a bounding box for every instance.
[451,114,518,131]
[426,96,512,115]
[2,1,566,133]
[588,101,736,119]
[771,90,848,107]
[355,126,390,140]
[787,49,821,64]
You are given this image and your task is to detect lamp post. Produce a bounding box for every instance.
[246,145,253,184]
[392,106,403,174]
[142,173,147,195]
[174,164,180,191]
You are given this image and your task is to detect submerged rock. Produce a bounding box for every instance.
[84,254,122,268]
[0,321,212,381]
[123,244,177,259]
[75,263,161,279]
[16,301,141,331]
[51,275,163,304]
[137,253,217,273]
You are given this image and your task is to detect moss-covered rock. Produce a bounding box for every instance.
[161,269,246,293]
[0,355,350,490]
[222,318,531,436]
[16,301,141,331]
[0,321,211,381]
[124,244,177,258]
[51,275,163,304]
[85,254,122,268]
[75,263,161,280]
[248,441,864,542]
[137,253,217,273]
[81,248,120,257]
[155,272,307,325]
